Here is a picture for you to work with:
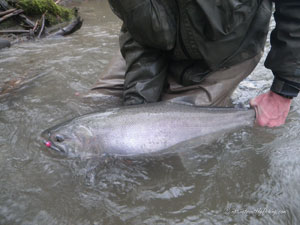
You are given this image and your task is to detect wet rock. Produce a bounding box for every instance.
[0,38,10,49]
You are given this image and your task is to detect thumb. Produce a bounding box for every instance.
[249,97,259,124]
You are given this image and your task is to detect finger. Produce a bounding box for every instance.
[249,98,257,107]
[256,108,268,127]
[253,107,259,124]
[256,117,268,127]
[250,102,260,124]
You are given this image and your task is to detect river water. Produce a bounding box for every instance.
[1,1,300,224]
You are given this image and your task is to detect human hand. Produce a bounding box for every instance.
[250,91,292,127]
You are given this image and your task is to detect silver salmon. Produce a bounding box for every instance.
[41,102,255,158]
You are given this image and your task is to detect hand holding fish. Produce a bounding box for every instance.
[250,91,292,127]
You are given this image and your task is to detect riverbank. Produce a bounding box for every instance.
[0,0,83,47]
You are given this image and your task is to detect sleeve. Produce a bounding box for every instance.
[119,25,168,105]
[265,0,300,98]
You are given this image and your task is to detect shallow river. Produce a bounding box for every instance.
[1,1,300,224]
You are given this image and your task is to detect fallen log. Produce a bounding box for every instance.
[1,16,83,39]
[0,9,23,23]
[50,16,83,37]
[0,1,83,44]
[0,0,34,28]
[37,13,45,38]
[18,13,35,28]
[0,8,16,16]
[0,29,30,34]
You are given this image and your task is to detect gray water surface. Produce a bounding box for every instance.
[1,1,300,224]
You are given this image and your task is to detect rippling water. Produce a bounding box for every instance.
[1,1,300,224]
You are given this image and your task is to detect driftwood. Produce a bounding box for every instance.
[0,9,23,23]
[0,0,34,28]
[0,16,83,37]
[32,19,39,35]
[0,1,83,45]
[0,8,16,16]
[0,29,30,33]
[18,13,35,28]
[37,14,45,38]
[50,16,83,37]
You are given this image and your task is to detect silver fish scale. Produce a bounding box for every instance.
[43,103,255,157]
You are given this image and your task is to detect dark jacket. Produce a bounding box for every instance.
[109,0,300,104]
[266,0,300,98]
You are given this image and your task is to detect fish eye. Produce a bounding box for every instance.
[55,135,64,143]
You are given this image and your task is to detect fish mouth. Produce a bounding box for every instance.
[43,140,65,153]
[41,130,66,154]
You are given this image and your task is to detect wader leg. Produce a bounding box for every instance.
[162,53,262,107]
[88,50,125,98]
[88,53,261,107]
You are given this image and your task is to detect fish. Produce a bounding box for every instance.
[41,102,255,158]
